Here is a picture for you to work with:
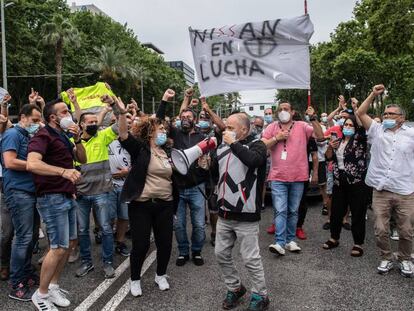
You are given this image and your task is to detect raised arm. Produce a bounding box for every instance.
[179,87,193,114]
[156,89,175,120]
[201,97,226,132]
[350,97,363,127]
[356,84,385,130]
[327,95,347,127]
[0,94,11,134]
[306,106,324,140]
[113,97,129,141]
[67,88,82,122]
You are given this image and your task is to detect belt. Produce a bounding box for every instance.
[139,198,171,204]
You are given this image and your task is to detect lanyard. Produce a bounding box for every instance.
[278,121,294,151]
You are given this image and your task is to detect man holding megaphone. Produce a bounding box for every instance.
[211,112,270,311]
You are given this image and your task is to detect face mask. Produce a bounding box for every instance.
[255,126,263,135]
[382,119,397,129]
[321,116,328,123]
[181,119,193,132]
[342,128,355,137]
[337,118,345,126]
[175,120,181,128]
[264,115,273,124]
[85,124,98,136]
[226,131,237,143]
[155,132,167,146]
[26,123,40,135]
[59,115,74,131]
[304,115,310,122]
[278,111,291,123]
[198,120,210,129]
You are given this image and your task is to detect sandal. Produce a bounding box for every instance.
[323,240,339,250]
[350,246,364,257]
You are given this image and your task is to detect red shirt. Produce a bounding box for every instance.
[28,125,76,196]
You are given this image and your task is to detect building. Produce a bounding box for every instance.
[167,61,195,86]
[70,2,109,17]
[239,102,277,117]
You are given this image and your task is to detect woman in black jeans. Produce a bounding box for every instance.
[116,90,178,297]
[323,116,368,256]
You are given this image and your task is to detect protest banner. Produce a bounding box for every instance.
[61,82,115,111]
[189,15,314,97]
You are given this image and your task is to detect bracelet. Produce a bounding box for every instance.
[61,169,65,176]
[74,139,82,144]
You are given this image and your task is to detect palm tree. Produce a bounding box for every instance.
[89,45,139,82]
[42,15,80,94]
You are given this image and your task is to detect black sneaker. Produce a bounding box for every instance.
[9,282,34,302]
[210,232,216,247]
[192,252,204,266]
[76,262,94,277]
[247,293,270,311]
[94,228,102,244]
[176,255,190,266]
[115,242,130,257]
[321,205,328,215]
[222,284,247,310]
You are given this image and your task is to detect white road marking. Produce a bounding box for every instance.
[101,250,157,311]
[74,257,131,311]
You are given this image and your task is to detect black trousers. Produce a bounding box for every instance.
[297,181,309,228]
[330,178,367,245]
[128,200,174,281]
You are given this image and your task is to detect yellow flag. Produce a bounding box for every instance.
[61,82,115,111]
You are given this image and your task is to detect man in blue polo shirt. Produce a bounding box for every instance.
[1,104,42,302]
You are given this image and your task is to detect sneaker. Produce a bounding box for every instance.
[68,247,80,263]
[210,232,216,247]
[26,274,40,288]
[155,274,170,291]
[49,284,70,307]
[94,228,102,244]
[32,289,58,311]
[176,255,189,266]
[0,266,9,281]
[322,222,330,230]
[222,284,247,310]
[76,262,94,277]
[269,244,285,256]
[411,253,414,262]
[296,227,307,240]
[39,228,45,239]
[192,252,204,266]
[130,280,142,297]
[377,260,393,275]
[399,260,413,278]
[390,229,399,241]
[321,205,328,215]
[285,241,301,253]
[103,263,115,279]
[266,224,275,235]
[115,242,130,257]
[247,293,270,311]
[9,282,34,302]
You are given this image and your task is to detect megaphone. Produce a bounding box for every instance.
[171,137,217,175]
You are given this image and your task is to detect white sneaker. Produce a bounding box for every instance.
[130,280,142,297]
[48,284,70,307]
[39,228,45,239]
[285,241,301,252]
[269,243,285,255]
[32,290,58,311]
[399,260,413,278]
[377,260,393,274]
[390,229,399,241]
[411,253,414,262]
[155,274,170,291]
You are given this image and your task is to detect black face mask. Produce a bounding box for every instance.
[85,124,98,136]
[181,119,193,132]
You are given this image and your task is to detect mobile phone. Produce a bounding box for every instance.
[331,132,337,140]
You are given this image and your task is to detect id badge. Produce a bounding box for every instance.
[281,151,288,160]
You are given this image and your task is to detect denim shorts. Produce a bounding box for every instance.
[326,170,334,195]
[37,194,77,249]
[108,186,129,221]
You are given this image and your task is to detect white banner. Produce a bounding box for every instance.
[189,15,314,97]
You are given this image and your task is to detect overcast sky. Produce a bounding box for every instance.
[68,0,358,103]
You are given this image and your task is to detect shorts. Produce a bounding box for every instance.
[326,171,334,195]
[318,162,327,186]
[205,185,219,214]
[37,194,77,249]
[108,185,129,220]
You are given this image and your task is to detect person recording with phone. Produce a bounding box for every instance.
[323,115,368,257]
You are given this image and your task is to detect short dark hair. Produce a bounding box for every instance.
[180,108,197,119]
[79,112,96,124]
[44,98,64,122]
[18,104,41,121]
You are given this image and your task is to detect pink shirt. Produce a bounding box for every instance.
[262,121,313,182]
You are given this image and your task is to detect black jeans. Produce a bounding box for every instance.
[330,177,367,245]
[128,200,173,281]
[0,193,13,268]
[297,182,309,228]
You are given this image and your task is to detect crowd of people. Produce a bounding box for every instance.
[0,83,412,311]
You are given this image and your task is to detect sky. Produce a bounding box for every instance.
[68,0,358,103]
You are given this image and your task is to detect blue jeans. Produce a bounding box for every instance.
[37,194,77,249]
[271,181,304,247]
[77,193,113,264]
[5,189,39,286]
[174,184,206,256]
[108,186,128,221]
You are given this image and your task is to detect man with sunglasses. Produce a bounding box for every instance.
[357,84,414,278]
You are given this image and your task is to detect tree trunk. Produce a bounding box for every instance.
[55,39,63,95]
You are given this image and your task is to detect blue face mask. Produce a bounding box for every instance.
[337,118,345,126]
[382,119,396,129]
[321,116,328,123]
[264,115,273,124]
[198,120,210,129]
[26,123,40,135]
[175,120,181,128]
[343,128,355,137]
[155,133,167,146]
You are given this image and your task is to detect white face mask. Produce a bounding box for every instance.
[278,111,291,123]
[59,115,75,131]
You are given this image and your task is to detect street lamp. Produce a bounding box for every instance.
[1,0,14,90]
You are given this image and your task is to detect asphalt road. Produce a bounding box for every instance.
[0,198,413,311]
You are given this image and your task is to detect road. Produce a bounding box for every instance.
[0,199,413,311]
